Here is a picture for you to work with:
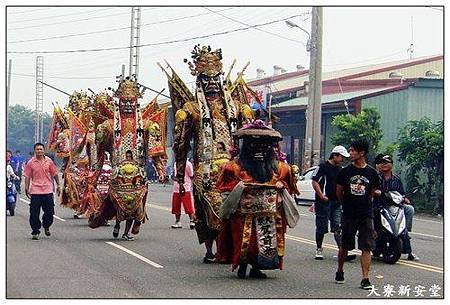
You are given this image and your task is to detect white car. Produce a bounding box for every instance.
[294,166,317,205]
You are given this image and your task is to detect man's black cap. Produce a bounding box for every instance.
[375,154,393,164]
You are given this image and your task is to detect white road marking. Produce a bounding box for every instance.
[53,215,66,222]
[106,241,164,268]
[148,203,443,239]
[413,217,443,224]
[409,231,443,239]
[20,198,66,222]
[286,234,443,273]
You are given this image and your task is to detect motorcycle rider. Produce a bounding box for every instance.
[374,154,418,261]
[7,152,19,182]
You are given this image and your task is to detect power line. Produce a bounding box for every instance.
[8,14,306,54]
[427,6,443,12]
[323,50,405,67]
[204,7,308,45]
[8,8,234,44]
[141,7,233,26]
[8,8,49,15]
[12,72,113,80]
[8,8,114,24]
[8,9,135,30]
[8,26,130,44]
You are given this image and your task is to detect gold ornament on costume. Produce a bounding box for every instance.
[115,78,142,100]
[185,44,223,77]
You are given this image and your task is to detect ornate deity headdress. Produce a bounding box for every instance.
[114,77,142,100]
[68,91,89,114]
[184,44,223,77]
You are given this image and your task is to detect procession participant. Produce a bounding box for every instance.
[216,120,299,278]
[88,76,168,240]
[161,45,254,262]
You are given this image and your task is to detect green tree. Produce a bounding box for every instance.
[397,118,443,214]
[331,107,383,162]
[7,105,52,156]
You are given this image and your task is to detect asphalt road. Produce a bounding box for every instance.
[6,183,444,299]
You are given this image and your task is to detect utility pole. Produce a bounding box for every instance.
[303,7,323,170]
[7,59,12,131]
[129,7,141,81]
[35,56,44,144]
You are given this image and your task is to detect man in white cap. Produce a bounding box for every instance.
[311,146,356,261]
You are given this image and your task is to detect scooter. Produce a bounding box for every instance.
[373,191,408,264]
[6,180,17,216]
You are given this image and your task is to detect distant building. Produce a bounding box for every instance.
[247,54,443,169]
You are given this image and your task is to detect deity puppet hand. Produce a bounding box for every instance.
[275,181,285,190]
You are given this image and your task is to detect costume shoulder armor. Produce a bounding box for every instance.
[182,101,200,121]
[241,104,254,121]
[175,109,188,123]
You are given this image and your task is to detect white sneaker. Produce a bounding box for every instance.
[171,222,182,229]
[315,248,324,260]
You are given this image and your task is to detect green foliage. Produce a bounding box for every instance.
[383,143,399,157]
[331,108,383,162]
[7,105,52,155]
[397,118,443,214]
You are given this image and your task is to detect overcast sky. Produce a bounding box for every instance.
[6,5,443,114]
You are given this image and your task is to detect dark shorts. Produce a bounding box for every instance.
[341,216,376,251]
[315,200,342,234]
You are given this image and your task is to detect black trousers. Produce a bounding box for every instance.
[29,193,54,235]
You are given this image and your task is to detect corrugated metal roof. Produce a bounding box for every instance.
[272,86,401,108]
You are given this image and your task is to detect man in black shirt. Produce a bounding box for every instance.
[335,139,379,290]
[311,145,356,261]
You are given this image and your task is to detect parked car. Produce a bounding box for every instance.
[294,166,317,205]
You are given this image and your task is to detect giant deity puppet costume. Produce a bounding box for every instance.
[88,76,168,240]
[160,45,255,262]
[216,120,300,278]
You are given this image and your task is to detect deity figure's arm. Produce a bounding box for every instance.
[278,162,299,195]
[172,103,196,185]
[94,119,113,171]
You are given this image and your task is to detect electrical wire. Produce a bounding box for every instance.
[141,7,233,27]
[8,26,130,44]
[8,8,114,24]
[323,50,405,67]
[12,72,113,80]
[8,8,136,30]
[8,8,49,15]
[204,7,307,45]
[8,8,233,44]
[427,6,443,12]
[8,14,306,54]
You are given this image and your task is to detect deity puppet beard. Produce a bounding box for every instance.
[237,138,279,183]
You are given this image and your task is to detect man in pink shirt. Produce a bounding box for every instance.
[171,159,195,229]
[23,143,61,240]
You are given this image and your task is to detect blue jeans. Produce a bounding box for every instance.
[404,204,414,232]
[315,200,342,234]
